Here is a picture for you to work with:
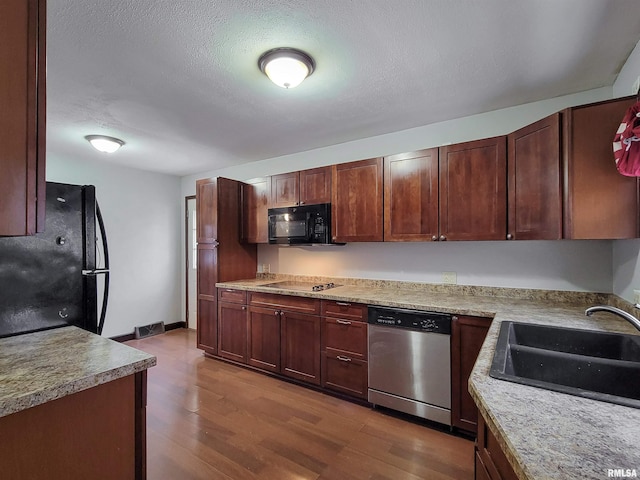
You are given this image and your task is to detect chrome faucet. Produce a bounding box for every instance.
[585,305,640,332]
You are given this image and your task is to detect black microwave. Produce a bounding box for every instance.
[268,203,332,245]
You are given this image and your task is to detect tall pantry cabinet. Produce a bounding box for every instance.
[196,177,257,355]
[0,0,46,236]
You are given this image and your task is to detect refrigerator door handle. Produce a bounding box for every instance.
[82,269,110,276]
[96,201,110,336]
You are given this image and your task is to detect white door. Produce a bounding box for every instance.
[187,197,197,329]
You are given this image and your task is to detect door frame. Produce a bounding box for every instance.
[185,195,196,329]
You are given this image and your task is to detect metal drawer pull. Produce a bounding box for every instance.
[336,355,352,362]
[336,302,351,307]
[336,319,352,325]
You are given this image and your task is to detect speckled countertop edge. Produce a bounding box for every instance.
[218,275,640,480]
[0,326,156,418]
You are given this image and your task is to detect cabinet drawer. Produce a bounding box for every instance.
[321,300,367,321]
[322,317,367,358]
[249,292,320,315]
[218,288,247,304]
[321,352,368,399]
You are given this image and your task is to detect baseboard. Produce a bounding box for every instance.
[110,321,186,342]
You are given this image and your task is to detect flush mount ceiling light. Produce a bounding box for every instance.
[85,135,125,153]
[258,47,315,89]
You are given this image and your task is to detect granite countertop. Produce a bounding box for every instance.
[0,326,156,418]
[218,276,640,480]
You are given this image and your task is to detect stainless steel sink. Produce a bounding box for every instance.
[490,322,640,408]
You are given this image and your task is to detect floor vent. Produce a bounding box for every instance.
[134,321,165,339]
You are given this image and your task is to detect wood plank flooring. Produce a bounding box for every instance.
[126,329,474,480]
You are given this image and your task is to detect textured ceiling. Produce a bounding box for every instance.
[47,0,640,176]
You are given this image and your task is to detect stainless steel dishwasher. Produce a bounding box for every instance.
[368,306,452,426]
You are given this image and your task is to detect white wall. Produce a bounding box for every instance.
[260,241,612,292]
[47,152,182,338]
[612,38,640,302]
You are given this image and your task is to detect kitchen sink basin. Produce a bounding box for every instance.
[490,322,640,408]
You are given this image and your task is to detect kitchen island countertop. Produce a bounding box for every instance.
[218,276,640,480]
[0,326,156,418]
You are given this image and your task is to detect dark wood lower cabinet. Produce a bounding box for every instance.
[321,351,368,398]
[196,298,217,355]
[217,301,248,363]
[280,311,321,385]
[451,315,492,434]
[0,372,147,480]
[247,305,281,372]
[475,414,518,480]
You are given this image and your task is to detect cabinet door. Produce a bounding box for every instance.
[476,414,519,480]
[439,137,507,241]
[332,158,384,242]
[197,244,218,353]
[0,0,46,236]
[384,149,439,241]
[242,177,271,244]
[564,97,639,239]
[247,306,281,373]
[271,172,300,208]
[196,178,218,244]
[508,114,562,240]
[197,298,217,355]
[217,302,248,363]
[451,315,491,434]
[300,166,331,205]
[281,311,321,385]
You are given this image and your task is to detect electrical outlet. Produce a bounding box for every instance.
[442,272,457,284]
[262,264,270,274]
[634,289,640,305]
[633,75,640,96]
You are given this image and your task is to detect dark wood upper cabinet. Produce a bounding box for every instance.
[271,166,332,208]
[508,114,562,240]
[242,176,271,244]
[332,158,384,242]
[299,166,332,205]
[439,137,507,241]
[384,149,439,241]
[563,97,639,239]
[0,0,46,236]
[271,171,299,208]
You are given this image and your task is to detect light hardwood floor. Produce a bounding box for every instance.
[126,329,474,480]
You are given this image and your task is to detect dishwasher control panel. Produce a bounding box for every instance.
[368,306,452,334]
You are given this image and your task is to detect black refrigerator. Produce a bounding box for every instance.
[0,182,110,338]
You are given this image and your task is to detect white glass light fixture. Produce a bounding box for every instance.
[258,48,315,89]
[85,135,125,153]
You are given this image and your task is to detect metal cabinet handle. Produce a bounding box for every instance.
[241,306,246,310]
[299,201,305,205]
[431,235,438,241]
[336,319,352,325]
[506,233,513,240]
[336,302,351,307]
[439,235,446,241]
[274,310,279,316]
[336,355,352,362]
